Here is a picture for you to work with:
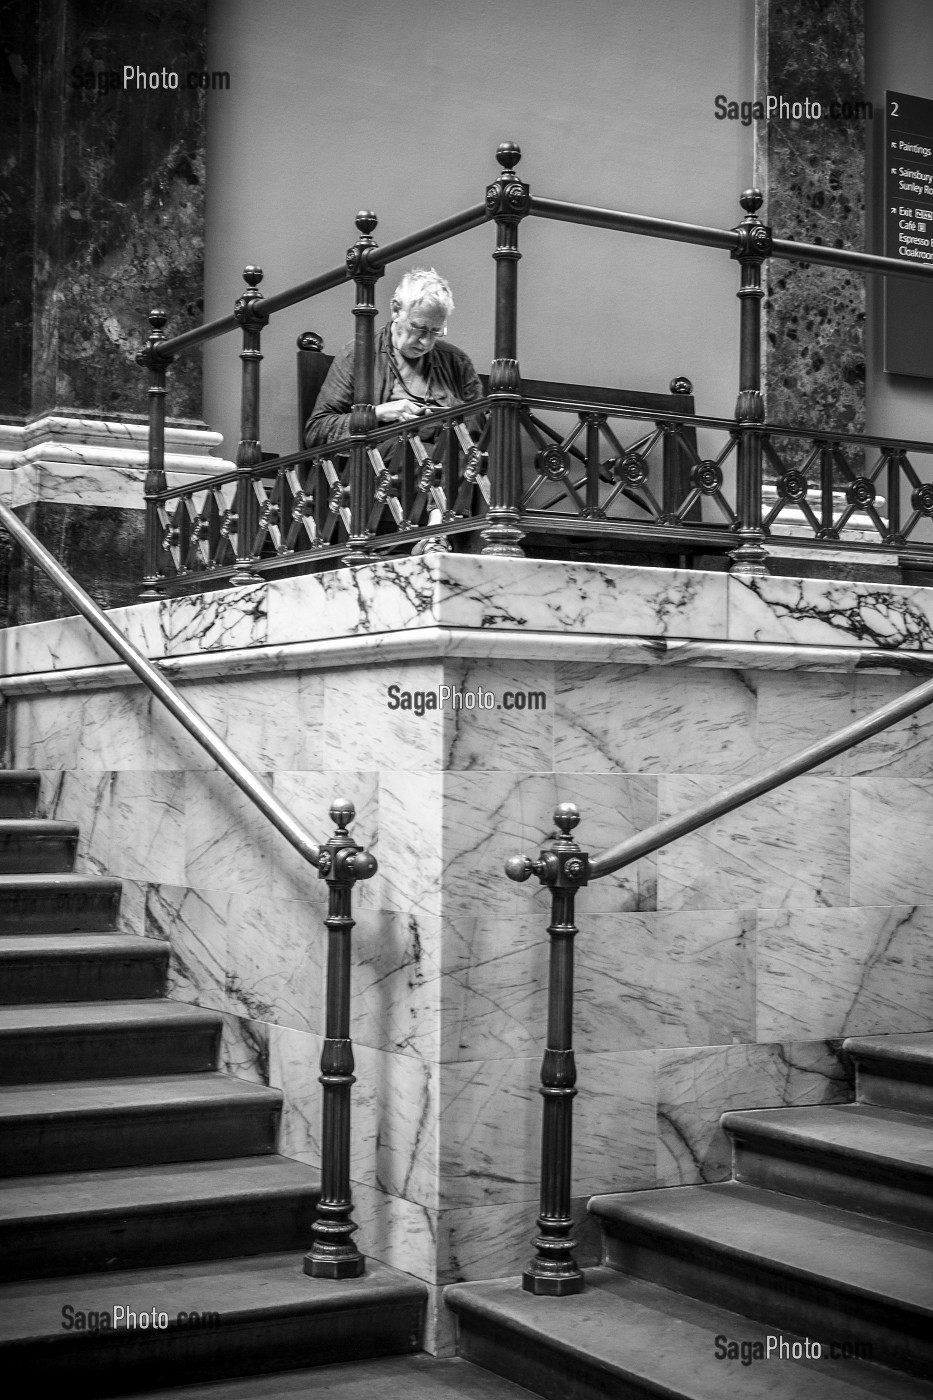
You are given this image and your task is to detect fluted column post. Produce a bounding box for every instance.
[506,803,589,1296]
[729,190,771,577]
[304,799,377,1280]
[136,309,173,600]
[343,213,383,567]
[481,142,530,557]
[231,266,269,586]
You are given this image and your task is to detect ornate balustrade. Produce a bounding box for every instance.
[138,143,933,596]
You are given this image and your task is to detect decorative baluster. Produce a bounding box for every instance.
[506,803,589,1295]
[886,449,904,546]
[230,267,269,586]
[582,414,604,518]
[137,310,173,599]
[729,190,771,577]
[481,142,530,556]
[818,439,836,537]
[343,213,383,567]
[305,800,378,1279]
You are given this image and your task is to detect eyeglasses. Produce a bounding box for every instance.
[404,317,447,340]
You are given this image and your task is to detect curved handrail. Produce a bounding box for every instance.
[588,669,933,878]
[0,501,322,868]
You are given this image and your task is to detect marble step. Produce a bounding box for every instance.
[447,1268,933,1400]
[723,1103,933,1231]
[846,1034,933,1114]
[129,1355,540,1400]
[591,1182,933,1380]
[0,1251,426,1395]
[0,934,167,1004]
[0,873,122,934]
[0,1073,282,1176]
[0,1156,321,1280]
[0,820,78,874]
[0,1001,222,1084]
[0,773,39,819]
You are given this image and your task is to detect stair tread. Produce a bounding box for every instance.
[0,1155,318,1222]
[448,1269,933,1400]
[0,820,78,836]
[590,1183,933,1311]
[723,1103,933,1172]
[0,934,164,959]
[846,1033,933,1068]
[0,1000,222,1034]
[0,1072,282,1121]
[0,1251,426,1343]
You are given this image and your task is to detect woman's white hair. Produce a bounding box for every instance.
[393,267,454,317]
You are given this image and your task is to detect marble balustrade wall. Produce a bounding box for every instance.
[2,554,933,1348]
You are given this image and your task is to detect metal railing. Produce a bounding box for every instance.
[0,500,374,1280]
[139,143,933,595]
[505,667,933,1296]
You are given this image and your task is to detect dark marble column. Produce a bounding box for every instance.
[755,0,867,437]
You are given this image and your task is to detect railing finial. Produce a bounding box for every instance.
[553,802,580,837]
[496,140,522,171]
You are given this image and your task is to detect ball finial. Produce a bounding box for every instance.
[739,189,763,215]
[242,266,263,287]
[553,803,580,835]
[670,376,693,396]
[355,211,378,235]
[505,854,534,882]
[330,798,355,831]
[496,142,522,171]
[148,308,168,329]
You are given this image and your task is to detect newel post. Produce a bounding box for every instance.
[304,799,378,1279]
[231,266,269,586]
[506,803,589,1295]
[343,212,383,567]
[481,142,530,557]
[729,189,771,577]
[137,310,173,600]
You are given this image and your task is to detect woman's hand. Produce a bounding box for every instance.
[374,398,429,425]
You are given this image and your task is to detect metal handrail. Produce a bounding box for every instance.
[588,669,933,877]
[0,501,321,867]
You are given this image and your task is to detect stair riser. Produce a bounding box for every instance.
[0,781,39,819]
[0,837,77,875]
[0,952,167,1004]
[856,1064,933,1115]
[456,1314,662,1400]
[0,1025,220,1085]
[600,1224,932,1381]
[0,1194,319,1281]
[1,1299,424,1397]
[732,1140,933,1232]
[0,889,121,934]
[0,1106,279,1176]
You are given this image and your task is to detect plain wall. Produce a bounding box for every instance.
[202,0,754,458]
[865,0,933,441]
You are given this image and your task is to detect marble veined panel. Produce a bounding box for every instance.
[439,1050,656,1208]
[431,556,729,640]
[351,1181,438,1285]
[157,584,269,656]
[440,910,755,1062]
[351,910,441,1061]
[757,905,933,1041]
[440,1195,602,1286]
[219,1013,270,1085]
[656,774,849,911]
[442,772,658,921]
[845,672,933,778]
[171,673,308,772]
[851,775,933,905]
[143,883,229,1014]
[225,891,324,1035]
[728,575,933,651]
[107,771,185,884]
[323,662,444,772]
[377,771,445,920]
[267,1023,322,1167]
[270,770,378,913]
[441,657,554,773]
[183,770,275,898]
[656,1040,851,1187]
[554,664,759,775]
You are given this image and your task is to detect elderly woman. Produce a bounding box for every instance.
[304,267,482,448]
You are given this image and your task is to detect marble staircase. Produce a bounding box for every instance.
[447,1034,933,1399]
[0,770,426,1394]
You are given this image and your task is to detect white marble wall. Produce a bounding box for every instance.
[3,556,933,1341]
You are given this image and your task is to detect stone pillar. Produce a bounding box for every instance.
[755,0,867,437]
